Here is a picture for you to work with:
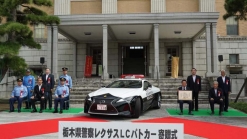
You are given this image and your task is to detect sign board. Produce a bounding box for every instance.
[59,122,184,139]
[178,90,192,101]
[84,56,93,77]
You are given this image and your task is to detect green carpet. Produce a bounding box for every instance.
[166,108,247,117]
[7,107,84,114]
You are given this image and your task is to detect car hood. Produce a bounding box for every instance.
[89,88,141,98]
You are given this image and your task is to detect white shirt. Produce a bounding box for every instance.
[214,89,217,96]
[38,84,42,91]
[46,74,49,80]
[222,76,225,83]
[182,87,186,90]
[192,75,196,82]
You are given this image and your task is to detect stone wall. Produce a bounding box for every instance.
[194,40,207,77]
[182,42,193,77]
[108,42,119,77]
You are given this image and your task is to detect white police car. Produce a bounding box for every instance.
[84,76,161,118]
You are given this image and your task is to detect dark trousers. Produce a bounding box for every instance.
[9,96,26,111]
[178,100,192,113]
[224,93,229,110]
[54,97,68,111]
[63,95,70,109]
[25,87,32,108]
[192,91,199,110]
[209,99,224,113]
[45,91,52,109]
[31,97,46,111]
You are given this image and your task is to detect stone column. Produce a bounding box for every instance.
[205,23,212,77]
[52,26,58,79]
[151,0,166,13]
[192,41,196,68]
[211,23,218,75]
[73,43,77,79]
[54,0,70,15]
[102,25,108,79]
[154,24,160,79]
[46,26,52,71]
[199,0,215,12]
[102,0,117,14]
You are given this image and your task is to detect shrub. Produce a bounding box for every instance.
[229,102,247,113]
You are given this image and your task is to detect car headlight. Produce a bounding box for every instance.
[86,95,92,101]
[117,96,134,103]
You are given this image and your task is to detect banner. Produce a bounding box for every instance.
[171,56,179,78]
[84,56,93,77]
[59,122,184,139]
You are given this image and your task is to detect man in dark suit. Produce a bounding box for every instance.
[208,81,224,116]
[217,69,231,112]
[30,78,46,113]
[177,80,193,115]
[42,68,55,110]
[186,68,201,111]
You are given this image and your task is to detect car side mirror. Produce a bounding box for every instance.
[148,84,152,88]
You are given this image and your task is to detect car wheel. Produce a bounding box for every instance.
[132,97,141,118]
[153,93,161,109]
[84,104,89,113]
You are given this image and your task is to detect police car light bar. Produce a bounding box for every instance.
[120,74,145,79]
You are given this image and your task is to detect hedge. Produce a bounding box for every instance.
[229,102,247,113]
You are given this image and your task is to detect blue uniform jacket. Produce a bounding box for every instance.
[23,75,35,90]
[59,74,72,89]
[54,85,70,98]
[11,85,28,97]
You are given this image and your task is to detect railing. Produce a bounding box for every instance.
[234,77,247,103]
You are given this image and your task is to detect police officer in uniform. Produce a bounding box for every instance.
[9,78,28,113]
[53,77,70,114]
[23,69,35,109]
[59,67,72,110]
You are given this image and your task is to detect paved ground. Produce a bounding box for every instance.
[0,104,246,139]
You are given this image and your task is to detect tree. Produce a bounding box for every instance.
[224,0,247,20]
[0,0,59,76]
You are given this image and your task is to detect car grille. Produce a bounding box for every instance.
[89,98,118,114]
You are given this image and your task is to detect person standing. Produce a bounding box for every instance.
[208,81,224,116]
[217,69,231,112]
[9,78,28,113]
[177,80,193,115]
[53,78,70,114]
[59,67,72,110]
[187,68,201,111]
[31,78,46,113]
[23,69,35,109]
[42,68,55,110]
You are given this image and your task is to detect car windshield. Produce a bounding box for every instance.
[106,80,142,88]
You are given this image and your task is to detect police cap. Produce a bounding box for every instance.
[60,77,66,81]
[62,67,68,71]
[26,69,31,72]
[17,78,23,82]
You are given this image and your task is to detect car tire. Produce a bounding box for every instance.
[132,97,141,118]
[153,93,161,109]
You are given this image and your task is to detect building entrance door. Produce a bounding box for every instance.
[166,47,179,76]
[91,48,102,76]
[122,46,147,76]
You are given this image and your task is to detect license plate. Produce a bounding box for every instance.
[97,104,107,110]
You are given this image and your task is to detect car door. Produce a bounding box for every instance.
[143,81,154,110]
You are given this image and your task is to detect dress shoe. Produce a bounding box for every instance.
[210,112,214,115]
[53,110,58,113]
[179,112,183,115]
[31,110,37,113]
[49,108,52,110]
[59,110,63,114]
[224,110,228,112]
[219,113,222,116]
[188,112,194,115]
[18,110,21,113]
[9,110,14,113]
[24,107,30,109]
[39,110,43,113]
[195,109,198,111]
